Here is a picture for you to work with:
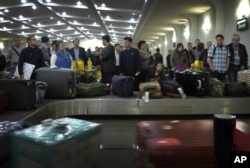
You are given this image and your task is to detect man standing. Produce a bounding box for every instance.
[185,42,194,67]
[6,37,24,76]
[227,34,248,82]
[114,43,122,75]
[154,48,163,64]
[100,35,115,84]
[207,34,230,82]
[120,37,140,90]
[18,35,46,79]
[69,39,87,65]
[39,36,50,66]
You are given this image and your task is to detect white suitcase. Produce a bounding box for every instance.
[238,70,250,86]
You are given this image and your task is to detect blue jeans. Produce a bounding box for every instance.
[6,66,16,77]
[228,64,240,82]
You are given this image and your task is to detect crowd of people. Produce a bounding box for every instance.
[0,33,248,91]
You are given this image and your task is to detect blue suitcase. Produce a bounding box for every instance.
[111,75,134,97]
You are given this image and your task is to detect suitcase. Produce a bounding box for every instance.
[136,120,215,168]
[0,121,30,166]
[11,117,101,168]
[161,80,183,98]
[35,68,77,98]
[0,80,36,110]
[139,82,162,98]
[76,82,109,97]
[175,70,209,96]
[224,82,249,96]
[0,90,8,112]
[238,70,250,86]
[35,81,48,103]
[208,78,225,97]
[111,75,134,97]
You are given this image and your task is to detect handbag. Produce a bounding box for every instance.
[14,62,35,80]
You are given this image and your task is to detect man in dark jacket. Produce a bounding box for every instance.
[120,37,140,90]
[18,35,46,79]
[227,33,248,82]
[69,39,87,65]
[100,35,115,84]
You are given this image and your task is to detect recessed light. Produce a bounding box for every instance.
[10,22,13,24]
[101,3,106,7]
[57,21,61,24]
[21,0,27,4]
[46,0,51,2]
[93,22,97,26]
[0,17,3,21]
[130,18,135,22]
[88,15,90,17]
[106,16,110,19]
[4,9,9,13]
[3,27,6,30]
[32,5,37,10]
[62,12,66,16]
[50,17,53,20]
[77,1,82,5]
[73,20,77,24]
[19,15,23,19]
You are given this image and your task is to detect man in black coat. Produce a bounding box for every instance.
[18,35,46,79]
[120,37,140,90]
[100,35,115,84]
[227,34,248,82]
[69,39,87,65]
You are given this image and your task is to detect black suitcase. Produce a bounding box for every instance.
[0,80,36,110]
[111,75,134,97]
[35,68,77,98]
[175,70,209,97]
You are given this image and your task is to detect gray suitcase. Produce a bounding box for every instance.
[35,68,76,98]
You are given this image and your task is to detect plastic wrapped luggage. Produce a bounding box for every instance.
[136,120,215,168]
[0,80,36,110]
[139,82,162,98]
[0,121,30,166]
[35,81,48,103]
[35,68,76,98]
[111,75,134,97]
[76,82,109,97]
[11,117,102,168]
[208,78,225,97]
[0,90,8,112]
[238,70,250,86]
[175,70,209,97]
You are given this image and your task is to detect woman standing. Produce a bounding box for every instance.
[171,43,188,71]
[50,41,73,69]
[138,40,151,83]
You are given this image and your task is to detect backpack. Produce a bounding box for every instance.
[211,45,229,58]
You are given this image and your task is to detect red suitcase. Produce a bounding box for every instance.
[0,90,8,112]
[136,120,215,168]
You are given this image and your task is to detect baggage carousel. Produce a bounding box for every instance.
[22,95,250,124]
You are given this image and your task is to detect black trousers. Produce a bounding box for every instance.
[210,70,227,82]
[101,72,114,84]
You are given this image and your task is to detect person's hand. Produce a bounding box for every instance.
[19,75,24,79]
[210,66,216,71]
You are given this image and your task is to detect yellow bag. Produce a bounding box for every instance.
[77,59,84,70]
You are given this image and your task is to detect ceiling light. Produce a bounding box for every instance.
[21,0,27,4]
[100,32,104,35]
[22,25,26,28]
[59,33,62,36]
[106,16,110,19]
[73,20,77,24]
[50,28,54,31]
[93,22,97,26]
[0,17,3,21]
[88,15,90,17]
[86,31,90,34]
[32,5,37,10]
[37,23,41,26]
[46,0,51,2]
[97,11,100,14]
[19,15,23,19]
[28,19,32,22]
[4,9,9,13]
[129,25,133,29]
[47,7,52,10]
[3,27,6,30]
[57,21,61,24]
[74,31,78,34]
[110,24,112,27]
[81,27,84,30]
[130,18,135,22]
[67,26,72,29]
[80,35,84,37]
[62,12,66,16]
[77,1,82,5]
[50,17,53,19]
[101,3,106,7]
[48,34,51,37]
[10,22,13,24]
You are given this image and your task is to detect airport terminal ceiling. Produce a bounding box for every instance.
[0,0,211,43]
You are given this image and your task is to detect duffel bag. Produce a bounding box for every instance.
[76,82,109,97]
[161,80,183,98]
[208,78,225,97]
[139,82,162,98]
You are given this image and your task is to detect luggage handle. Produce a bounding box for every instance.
[100,144,139,150]
[197,80,202,89]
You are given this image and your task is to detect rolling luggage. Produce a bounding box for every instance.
[111,75,134,97]
[136,120,215,168]
[35,68,77,98]
[238,70,250,86]
[12,117,101,168]
[0,121,30,166]
[175,70,209,96]
[0,90,8,112]
[208,78,225,97]
[139,82,162,98]
[0,80,36,110]
[76,82,109,97]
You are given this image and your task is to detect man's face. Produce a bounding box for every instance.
[115,45,120,52]
[232,37,240,46]
[206,42,212,49]
[124,40,131,48]
[188,43,192,50]
[14,38,21,47]
[29,37,37,46]
[102,39,107,46]
[73,40,79,47]
[216,37,224,46]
